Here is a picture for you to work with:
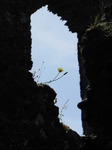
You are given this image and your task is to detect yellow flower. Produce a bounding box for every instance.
[58,67,64,73]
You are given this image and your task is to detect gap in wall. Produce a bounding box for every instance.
[31,5,83,135]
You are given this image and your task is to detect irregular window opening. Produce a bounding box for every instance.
[31,6,83,135]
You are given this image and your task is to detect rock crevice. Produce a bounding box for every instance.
[0,0,112,149]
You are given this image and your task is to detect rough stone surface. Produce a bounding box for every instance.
[0,0,112,150]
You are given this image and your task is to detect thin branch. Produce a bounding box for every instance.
[43,72,68,84]
[37,62,45,82]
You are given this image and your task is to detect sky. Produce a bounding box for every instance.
[30,6,83,135]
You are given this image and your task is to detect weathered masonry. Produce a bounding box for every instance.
[0,0,112,150]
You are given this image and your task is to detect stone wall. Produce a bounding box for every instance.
[0,0,112,149]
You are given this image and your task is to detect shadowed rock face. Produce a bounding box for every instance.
[0,0,112,150]
[30,0,100,32]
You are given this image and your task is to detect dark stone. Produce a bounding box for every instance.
[0,0,112,149]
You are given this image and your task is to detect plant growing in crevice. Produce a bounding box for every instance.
[88,15,100,30]
[59,99,69,122]
[61,122,70,133]
[33,62,69,126]
[33,62,68,84]
[33,61,45,83]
